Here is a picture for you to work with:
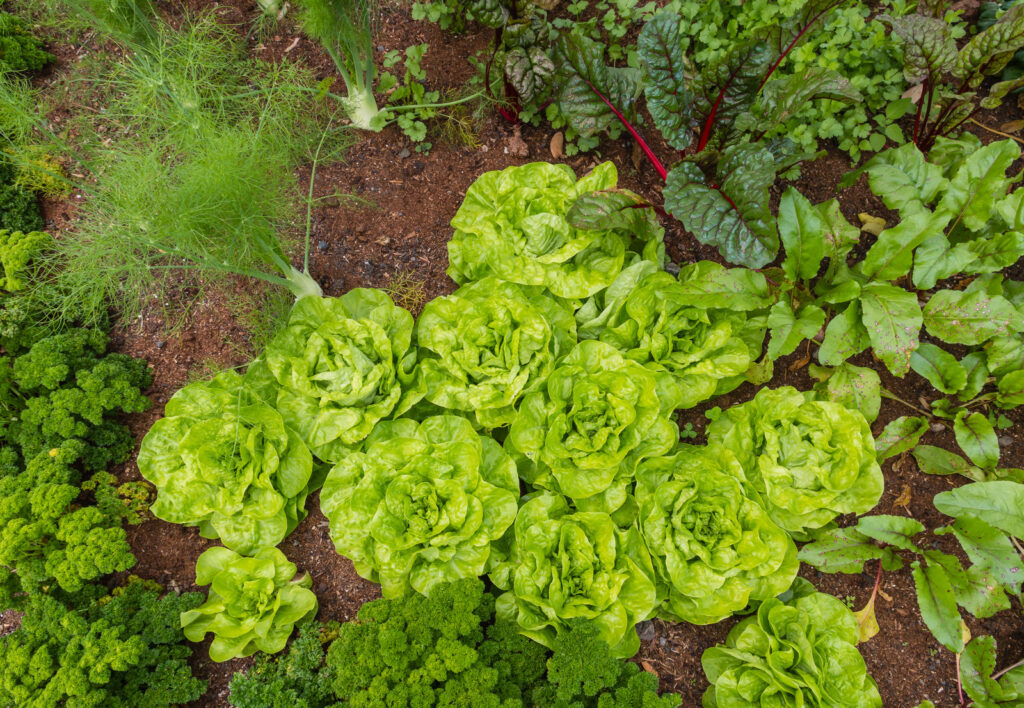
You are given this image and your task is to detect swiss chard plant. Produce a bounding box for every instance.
[551,0,862,267]
[181,546,318,662]
[881,1,1024,152]
[799,481,1024,658]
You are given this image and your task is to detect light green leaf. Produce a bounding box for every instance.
[874,415,928,460]
[860,282,922,376]
[857,514,925,552]
[954,411,1000,469]
[818,303,870,366]
[913,445,982,481]
[779,187,824,282]
[910,342,967,394]
[937,139,1020,231]
[857,210,951,282]
[923,289,1024,346]
[816,363,881,423]
[934,481,1024,539]
[912,558,963,653]
[767,302,825,359]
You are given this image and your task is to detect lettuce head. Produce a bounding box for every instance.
[706,386,884,537]
[447,162,664,299]
[506,340,680,517]
[489,492,657,658]
[255,290,420,462]
[635,444,798,625]
[415,276,576,428]
[137,370,314,554]
[320,415,519,598]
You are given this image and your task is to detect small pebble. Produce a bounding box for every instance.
[155,340,166,349]
[636,620,656,641]
[930,423,945,432]
[999,435,1014,446]
[398,147,411,159]
[664,261,681,276]
[317,240,329,252]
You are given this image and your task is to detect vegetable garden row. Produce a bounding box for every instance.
[1,0,1024,705]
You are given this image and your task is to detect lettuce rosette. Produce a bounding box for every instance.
[702,580,882,707]
[181,546,318,662]
[706,387,884,538]
[489,492,657,658]
[506,340,679,517]
[254,290,421,462]
[137,370,315,554]
[415,276,576,428]
[577,262,765,409]
[447,162,664,299]
[320,415,519,598]
[635,444,798,625]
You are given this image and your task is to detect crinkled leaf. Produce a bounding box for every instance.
[690,40,773,150]
[910,342,967,394]
[880,14,957,84]
[752,66,861,135]
[664,145,778,268]
[856,142,948,213]
[956,4,1024,86]
[505,45,555,104]
[875,415,928,461]
[860,282,922,377]
[553,33,641,138]
[675,261,773,310]
[464,0,509,26]
[638,13,691,150]
[924,289,1024,346]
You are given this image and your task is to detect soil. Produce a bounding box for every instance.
[10,1,1024,706]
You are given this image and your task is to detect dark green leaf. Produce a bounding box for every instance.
[690,40,773,151]
[954,411,1000,469]
[553,33,641,138]
[880,14,957,84]
[913,445,983,480]
[910,342,967,394]
[959,352,989,401]
[754,66,861,134]
[996,369,1024,409]
[874,415,928,460]
[912,558,964,653]
[957,4,1024,86]
[505,45,555,104]
[638,13,691,150]
[779,187,824,282]
[664,145,778,268]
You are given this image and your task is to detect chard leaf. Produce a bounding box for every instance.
[796,526,893,574]
[638,13,691,150]
[690,40,773,151]
[464,0,510,27]
[910,342,967,394]
[664,145,778,268]
[961,636,1011,704]
[553,33,641,138]
[912,234,975,290]
[767,302,824,359]
[935,481,1024,539]
[936,140,1020,231]
[860,282,922,377]
[674,262,773,310]
[959,352,989,401]
[874,415,928,461]
[954,411,1000,470]
[754,66,861,134]
[505,45,555,104]
[913,445,983,480]
[779,187,824,282]
[857,210,951,282]
[818,303,870,366]
[954,566,1011,619]
[881,14,957,84]
[956,4,1024,86]
[967,231,1024,273]
[860,142,948,212]
[912,557,964,653]
[857,515,925,552]
[945,516,1023,592]
[996,369,1024,408]
[815,362,881,423]
[567,188,659,236]
[923,289,1024,345]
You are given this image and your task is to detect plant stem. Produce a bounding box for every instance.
[967,118,1024,144]
[304,123,333,275]
[992,657,1024,681]
[582,78,667,180]
[881,389,932,417]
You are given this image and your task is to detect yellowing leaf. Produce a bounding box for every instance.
[859,213,886,235]
[854,594,880,643]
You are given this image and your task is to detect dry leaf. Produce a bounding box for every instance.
[892,484,912,514]
[550,131,565,159]
[878,588,893,603]
[1000,120,1024,134]
[506,126,529,158]
[903,83,925,103]
[788,341,812,372]
[853,595,880,643]
[859,213,886,235]
[632,141,645,171]
[641,661,658,678]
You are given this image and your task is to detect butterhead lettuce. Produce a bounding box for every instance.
[702,580,882,707]
[447,162,664,299]
[635,444,798,625]
[489,492,657,658]
[415,276,576,428]
[180,546,317,662]
[137,370,314,554]
[506,340,679,517]
[320,415,519,598]
[256,290,421,462]
[706,386,884,537]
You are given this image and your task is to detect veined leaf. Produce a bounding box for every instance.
[912,234,974,290]
[926,551,1010,620]
[796,526,893,573]
[853,593,880,643]
[954,411,1000,470]
[690,40,773,151]
[912,557,963,653]
[880,14,957,84]
[923,289,1024,346]
[936,140,1020,232]
[860,142,948,213]
[857,515,925,552]
[945,516,1023,592]
[638,13,691,150]
[860,282,922,377]
[967,231,1024,274]
[910,342,967,394]
[816,362,881,423]
[505,45,555,104]
[874,415,928,460]
[857,210,951,282]
[664,145,778,268]
[675,262,773,310]
[779,187,824,282]
[754,66,861,134]
[767,302,824,359]
[960,636,1013,705]
[818,303,870,366]
[935,481,1024,539]
[956,4,1024,86]
[553,33,641,138]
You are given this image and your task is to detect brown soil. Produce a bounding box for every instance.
[12,1,1024,706]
